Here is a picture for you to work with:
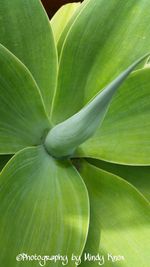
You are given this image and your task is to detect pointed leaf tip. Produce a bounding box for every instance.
[51,2,81,44]
[45,54,149,158]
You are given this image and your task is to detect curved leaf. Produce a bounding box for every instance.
[80,161,150,267]
[0,146,89,266]
[51,3,81,44]
[45,56,148,158]
[88,158,150,201]
[0,44,50,154]
[78,69,150,165]
[0,0,57,114]
[52,0,150,123]
[57,1,89,58]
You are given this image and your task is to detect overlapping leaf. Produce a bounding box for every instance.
[45,56,147,158]
[0,146,89,267]
[51,3,81,44]
[78,69,150,165]
[56,1,90,57]
[52,0,150,123]
[0,0,57,114]
[0,45,50,154]
[80,161,150,267]
[88,158,150,201]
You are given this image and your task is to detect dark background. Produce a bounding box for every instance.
[42,0,81,18]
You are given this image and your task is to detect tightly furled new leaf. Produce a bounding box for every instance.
[78,68,150,164]
[52,0,150,124]
[45,55,149,158]
[0,0,149,267]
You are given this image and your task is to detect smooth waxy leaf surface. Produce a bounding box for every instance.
[0,0,57,114]
[80,161,150,267]
[0,146,89,267]
[0,45,50,154]
[88,158,150,201]
[52,0,150,124]
[51,3,81,44]
[45,56,147,158]
[56,1,89,57]
[78,69,150,165]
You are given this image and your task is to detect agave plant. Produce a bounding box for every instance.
[0,0,150,266]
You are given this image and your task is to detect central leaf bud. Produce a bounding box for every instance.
[44,54,149,159]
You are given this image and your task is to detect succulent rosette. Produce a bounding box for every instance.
[0,1,149,266]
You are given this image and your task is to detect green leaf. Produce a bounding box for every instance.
[52,0,150,124]
[0,155,12,172]
[0,44,50,154]
[51,3,81,44]
[0,0,57,115]
[57,0,92,58]
[88,158,150,201]
[0,146,89,266]
[78,69,150,165]
[79,161,150,267]
[45,56,148,158]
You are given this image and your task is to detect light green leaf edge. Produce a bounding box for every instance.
[88,158,150,201]
[80,161,150,267]
[52,0,150,124]
[51,2,81,44]
[0,0,58,115]
[0,146,89,266]
[0,44,50,154]
[78,68,150,165]
[45,55,148,159]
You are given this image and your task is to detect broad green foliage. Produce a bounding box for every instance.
[80,161,150,267]
[0,0,149,267]
[78,69,150,164]
[88,158,150,201]
[45,56,148,158]
[52,0,150,123]
[0,146,89,266]
[0,44,50,154]
[0,0,57,115]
